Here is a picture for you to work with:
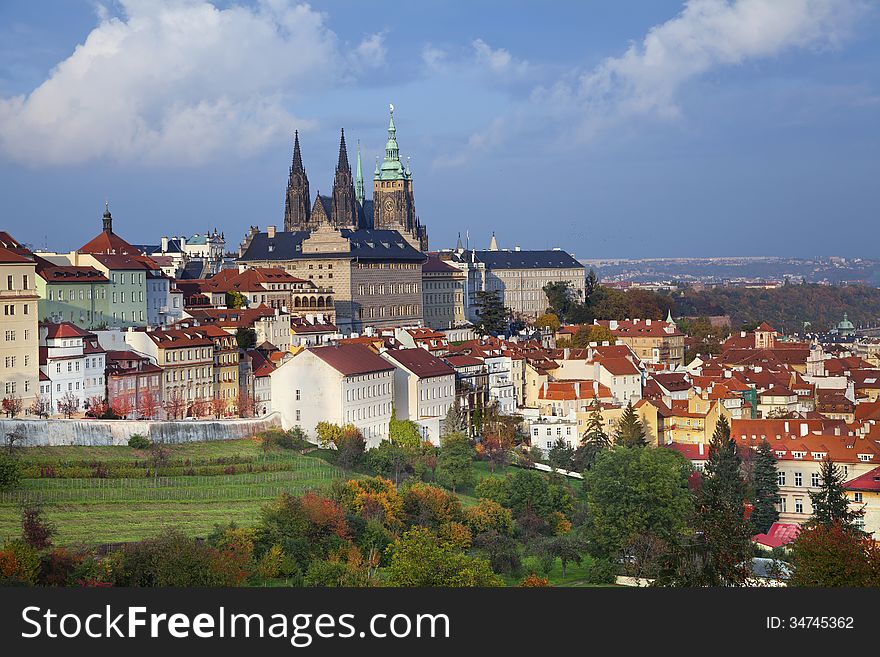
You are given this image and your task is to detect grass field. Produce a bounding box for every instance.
[0,439,346,546]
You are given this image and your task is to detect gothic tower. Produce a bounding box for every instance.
[284,130,311,232]
[331,129,358,230]
[373,105,427,250]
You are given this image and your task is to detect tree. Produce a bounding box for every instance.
[808,458,864,532]
[436,432,475,493]
[235,326,257,350]
[389,414,422,451]
[749,441,780,535]
[210,395,228,419]
[226,291,247,309]
[28,395,51,419]
[111,395,133,419]
[385,526,503,587]
[3,426,27,455]
[571,324,615,348]
[190,397,208,419]
[21,504,56,551]
[547,534,587,578]
[689,416,752,586]
[614,401,647,447]
[164,390,186,420]
[576,401,611,471]
[2,395,23,418]
[335,426,367,470]
[443,401,467,436]
[535,313,561,332]
[236,389,255,418]
[542,281,578,320]
[464,498,514,536]
[0,454,21,493]
[473,530,522,575]
[584,446,693,558]
[789,522,880,587]
[367,441,410,485]
[316,421,344,448]
[473,290,509,336]
[547,438,574,470]
[139,391,161,420]
[58,392,79,419]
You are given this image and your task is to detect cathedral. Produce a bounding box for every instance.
[282,106,428,251]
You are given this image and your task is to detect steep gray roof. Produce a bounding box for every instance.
[457,249,583,270]
[239,228,426,263]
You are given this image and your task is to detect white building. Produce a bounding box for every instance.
[146,272,184,327]
[38,322,105,413]
[270,344,394,447]
[485,355,517,414]
[525,409,580,454]
[380,347,457,445]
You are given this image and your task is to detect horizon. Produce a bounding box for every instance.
[1,0,879,258]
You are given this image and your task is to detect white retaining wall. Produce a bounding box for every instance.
[0,413,283,447]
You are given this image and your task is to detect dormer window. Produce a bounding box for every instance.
[792,451,806,460]
[811,452,826,460]
[858,454,873,462]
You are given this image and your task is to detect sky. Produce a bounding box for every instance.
[0,0,878,259]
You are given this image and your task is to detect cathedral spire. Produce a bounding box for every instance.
[355,139,365,206]
[336,128,350,172]
[284,130,311,231]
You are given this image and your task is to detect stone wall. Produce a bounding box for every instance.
[0,413,282,447]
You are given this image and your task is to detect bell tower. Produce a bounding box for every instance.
[284,130,311,232]
[373,104,426,250]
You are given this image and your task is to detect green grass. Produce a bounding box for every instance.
[0,440,346,547]
[500,554,618,587]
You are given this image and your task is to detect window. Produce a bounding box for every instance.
[795,499,804,514]
[777,472,786,486]
[779,497,786,513]
[811,472,819,487]
[295,389,301,401]
[794,472,802,487]
[854,492,863,503]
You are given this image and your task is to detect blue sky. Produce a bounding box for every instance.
[0,0,878,258]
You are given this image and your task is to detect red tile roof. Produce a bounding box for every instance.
[310,344,396,377]
[42,322,91,339]
[844,466,880,492]
[445,355,484,368]
[383,348,455,378]
[0,246,32,264]
[79,229,140,256]
[422,254,462,273]
[752,522,800,549]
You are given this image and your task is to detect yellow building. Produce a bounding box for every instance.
[595,317,686,367]
[845,466,880,539]
[639,394,730,445]
[0,232,39,409]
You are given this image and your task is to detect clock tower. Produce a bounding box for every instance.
[373,105,427,251]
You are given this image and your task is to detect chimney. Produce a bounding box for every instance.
[267,225,276,239]
[180,235,187,249]
[542,381,548,397]
[800,423,808,437]
[563,347,570,360]
[784,421,789,433]
[161,236,168,252]
[740,331,746,338]
[698,443,704,456]
[634,318,640,324]
[609,320,618,331]
[514,245,521,251]
[575,381,581,398]
[646,318,651,326]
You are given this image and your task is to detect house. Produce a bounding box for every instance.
[527,410,580,454]
[0,232,39,408]
[422,253,466,330]
[105,350,163,418]
[380,347,456,445]
[270,344,395,447]
[38,322,104,414]
[845,466,880,537]
[595,317,686,367]
[34,256,110,329]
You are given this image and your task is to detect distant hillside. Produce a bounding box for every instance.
[672,284,880,334]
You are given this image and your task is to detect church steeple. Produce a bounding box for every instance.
[102,201,113,233]
[331,128,358,229]
[284,130,311,231]
[355,140,365,206]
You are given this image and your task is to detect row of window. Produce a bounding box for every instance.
[110,273,144,285]
[358,304,420,319]
[345,403,391,423]
[357,283,420,295]
[3,302,30,316]
[4,381,30,394]
[164,367,211,382]
[5,329,31,342]
[345,383,391,401]
[5,274,31,290]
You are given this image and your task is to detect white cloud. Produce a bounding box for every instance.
[352,32,387,70]
[439,0,867,163]
[0,0,354,165]
[472,39,530,77]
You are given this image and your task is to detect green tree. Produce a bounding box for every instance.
[690,416,752,586]
[443,401,467,436]
[366,441,410,485]
[547,438,574,470]
[808,458,864,532]
[547,533,587,578]
[385,526,503,587]
[584,446,693,558]
[542,281,577,320]
[389,414,422,451]
[575,402,611,471]
[571,324,615,348]
[436,432,475,493]
[226,291,247,309]
[0,454,21,492]
[613,401,647,447]
[749,441,780,535]
[235,326,256,349]
[473,290,510,336]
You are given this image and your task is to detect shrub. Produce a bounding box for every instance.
[256,544,285,579]
[21,504,56,550]
[128,434,151,449]
[0,540,40,584]
[519,573,550,587]
[0,454,21,492]
[583,557,617,585]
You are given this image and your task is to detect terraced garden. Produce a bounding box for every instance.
[0,438,345,546]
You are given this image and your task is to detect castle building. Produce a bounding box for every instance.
[240,107,429,332]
